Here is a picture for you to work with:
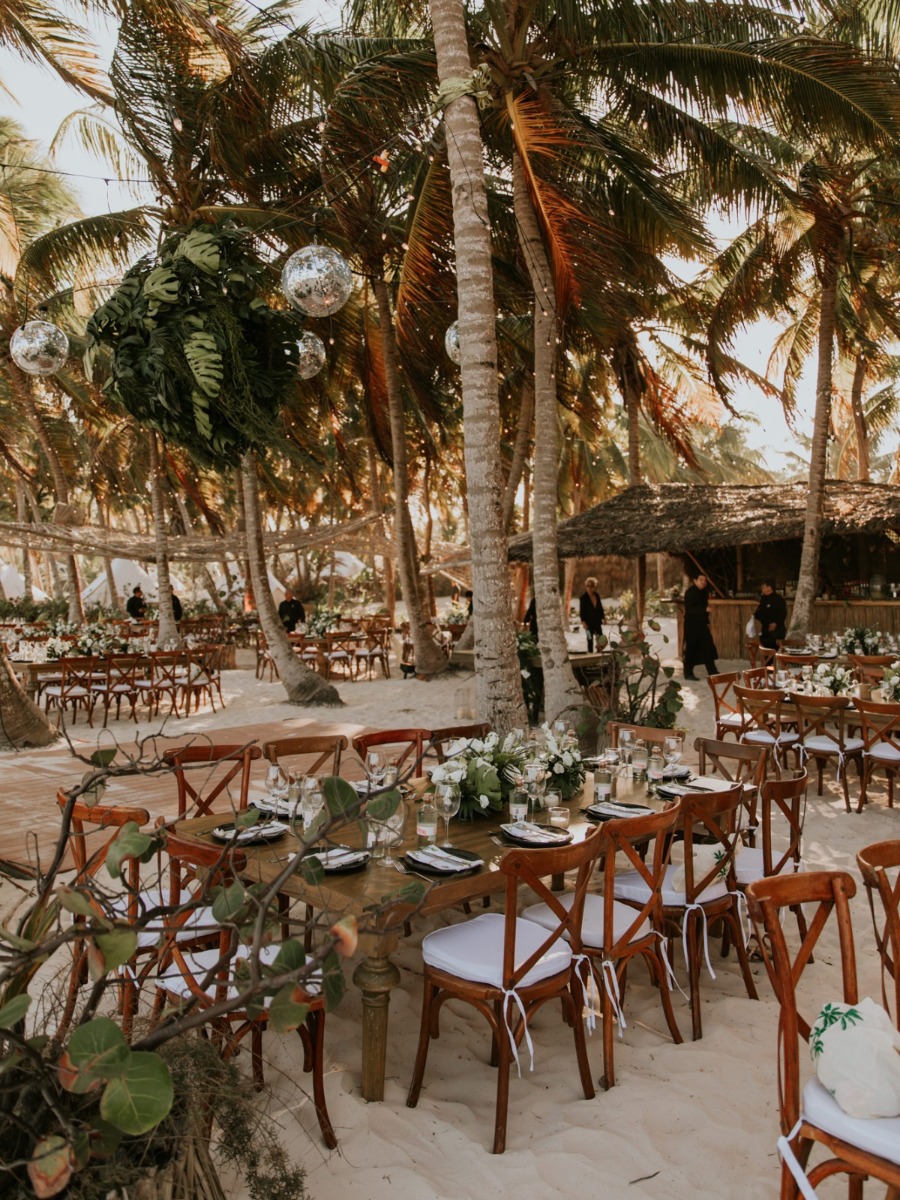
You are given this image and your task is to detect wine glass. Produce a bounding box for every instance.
[618,729,635,773]
[801,663,814,690]
[375,804,406,869]
[435,783,461,847]
[265,764,288,801]
[365,750,385,791]
[662,735,683,773]
[523,760,547,818]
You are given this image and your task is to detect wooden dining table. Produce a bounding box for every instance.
[174,772,678,1103]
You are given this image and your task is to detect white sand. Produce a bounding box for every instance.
[4,630,892,1198]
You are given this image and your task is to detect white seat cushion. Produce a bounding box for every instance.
[718,713,744,728]
[422,912,572,987]
[523,893,650,950]
[744,730,799,747]
[735,848,802,886]
[109,888,218,949]
[615,863,729,907]
[868,742,900,763]
[45,685,89,698]
[158,943,321,1001]
[802,735,864,754]
[802,1076,900,1164]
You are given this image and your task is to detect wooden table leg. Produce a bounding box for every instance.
[353,933,400,1101]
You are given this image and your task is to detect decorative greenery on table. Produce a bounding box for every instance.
[839,625,882,655]
[812,662,855,695]
[537,722,585,800]
[881,661,900,701]
[86,223,305,467]
[429,730,527,819]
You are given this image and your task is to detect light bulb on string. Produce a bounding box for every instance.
[281,245,353,318]
[10,320,69,376]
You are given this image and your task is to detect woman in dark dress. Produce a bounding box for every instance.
[683,573,718,680]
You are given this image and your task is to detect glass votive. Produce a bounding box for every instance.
[548,806,569,828]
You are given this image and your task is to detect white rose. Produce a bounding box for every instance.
[562,752,573,766]
[553,762,564,774]
[521,669,531,679]
[478,794,489,808]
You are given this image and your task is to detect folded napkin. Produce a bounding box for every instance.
[254,795,301,818]
[212,821,288,843]
[407,845,481,871]
[500,822,570,844]
[287,846,368,867]
[587,801,653,819]
[662,765,691,779]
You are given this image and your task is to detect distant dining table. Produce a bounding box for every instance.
[174,770,713,1102]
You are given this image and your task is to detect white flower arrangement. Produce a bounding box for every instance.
[813,662,855,696]
[537,722,585,799]
[429,730,526,818]
[881,661,900,702]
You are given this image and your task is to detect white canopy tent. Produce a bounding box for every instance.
[81,558,189,607]
[319,550,367,580]
[0,563,49,602]
[208,561,288,606]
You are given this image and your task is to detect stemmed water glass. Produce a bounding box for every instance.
[375,804,406,869]
[265,764,288,801]
[523,760,547,819]
[365,750,386,792]
[801,663,814,691]
[435,783,461,847]
[618,729,635,773]
[662,735,683,774]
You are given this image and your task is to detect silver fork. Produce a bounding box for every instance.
[392,859,432,883]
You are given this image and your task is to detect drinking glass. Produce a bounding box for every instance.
[524,761,547,817]
[365,750,385,790]
[632,742,649,779]
[265,764,288,800]
[647,752,665,795]
[662,735,683,770]
[509,787,529,824]
[375,805,406,869]
[435,783,461,846]
[801,664,814,688]
[618,729,635,773]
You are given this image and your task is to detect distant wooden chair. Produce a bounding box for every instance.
[734,683,800,776]
[742,665,775,689]
[851,697,900,812]
[352,728,431,777]
[856,840,900,1025]
[735,771,810,945]
[789,692,863,812]
[707,672,745,741]
[746,870,900,1200]
[429,723,491,763]
[693,737,767,839]
[606,722,676,751]
[43,657,97,728]
[163,742,262,818]
[262,734,347,778]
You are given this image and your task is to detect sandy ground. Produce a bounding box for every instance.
[0,622,892,1199]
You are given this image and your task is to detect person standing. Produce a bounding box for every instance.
[126,586,147,620]
[579,577,605,651]
[523,594,538,638]
[754,578,787,650]
[683,573,718,680]
[278,589,306,632]
[170,586,183,623]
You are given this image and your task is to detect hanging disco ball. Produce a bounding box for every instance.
[10,320,69,376]
[296,331,327,379]
[281,245,353,318]
[444,321,460,365]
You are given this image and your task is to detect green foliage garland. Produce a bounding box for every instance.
[86,224,305,466]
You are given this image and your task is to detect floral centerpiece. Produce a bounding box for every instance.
[538,722,586,799]
[44,636,73,660]
[75,623,116,656]
[813,662,855,696]
[840,626,882,655]
[880,661,900,701]
[430,730,527,819]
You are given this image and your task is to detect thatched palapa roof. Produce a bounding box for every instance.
[507,482,900,561]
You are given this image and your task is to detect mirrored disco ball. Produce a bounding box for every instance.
[281,245,353,317]
[444,321,460,365]
[296,331,326,379]
[10,320,69,376]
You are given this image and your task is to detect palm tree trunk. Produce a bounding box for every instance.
[148,434,180,646]
[367,444,396,624]
[430,0,527,730]
[371,273,446,675]
[175,495,225,612]
[850,353,870,482]
[0,649,56,748]
[241,453,341,705]
[14,379,84,624]
[511,150,581,722]
[422,457,437,617]
[789,245,840,638]
[500,377,535,533]
[620,346,646,629]
[15,480,32,601]
[99,504,122,614]
[233,466,255,613]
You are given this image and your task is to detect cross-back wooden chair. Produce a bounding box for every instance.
[743,665,776,689]
[851,697,900,812]
[523,804,683,1090]
[163,742,262,818]
[746,870,900,1200]
[407,824,603,1154]
[789,693,863,812]
[776,652,820,677]
[735,683,800,775]
[156,831,336,1148]
[58,790,152,1039]
[615,783,757,1041]
[856,840,900,1026]
[140,650,187,718]
[92,654,144,727]
[43,656,97,727]
[179,646,222,715]
[758,644,778,669]
[352,631,391,679]
[693,737,767,840]
[607,722,675,751]
[262,734,347,778]
[707,672,745,741]
[735,771,809,946]
[428,722,492,763]
[255,629,277,681]
[324,630,357,679]
[352,728,431,777]
[847,653,894,678]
